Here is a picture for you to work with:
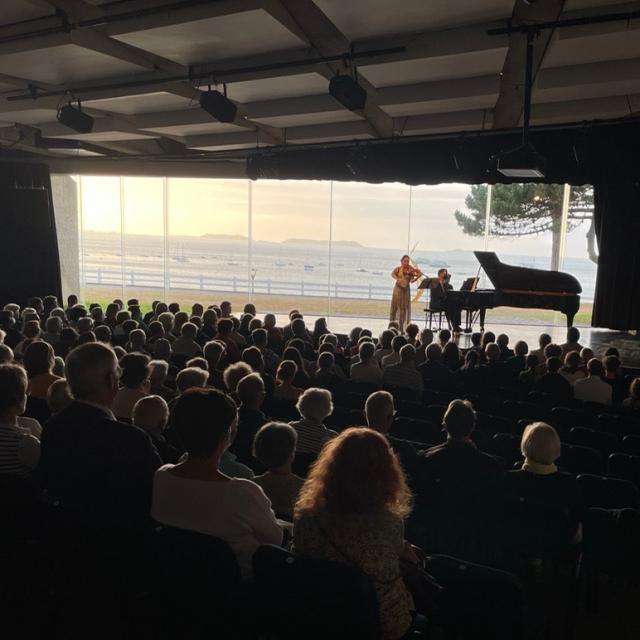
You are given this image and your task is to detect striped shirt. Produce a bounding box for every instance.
[0,423,41,477]
[290,418,337,455]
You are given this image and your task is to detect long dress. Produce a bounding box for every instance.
[389,266,412,331]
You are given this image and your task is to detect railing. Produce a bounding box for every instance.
[81,267,393,300]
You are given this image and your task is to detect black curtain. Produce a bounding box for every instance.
[592,182,640,330]
[0,162,62,308]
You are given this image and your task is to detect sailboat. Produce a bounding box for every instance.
[172,243,188,263]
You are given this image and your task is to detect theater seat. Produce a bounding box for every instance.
[576,474,640,510]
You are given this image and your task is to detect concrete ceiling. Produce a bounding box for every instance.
[0,0,638,172]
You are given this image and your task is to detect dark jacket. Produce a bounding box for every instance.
[533,372,573,402]
[38,401,161,531]
[232,406,268,465]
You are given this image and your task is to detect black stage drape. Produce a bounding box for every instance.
[592,182,640,330]
[0,163,62,308]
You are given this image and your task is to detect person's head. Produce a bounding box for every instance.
[439,329,451,345]
[317,351,334,373]
[485,342,500,362]
[564,351,581,371]
[43,295,58,313]
[186,357,208,370]
[158,311,175,334]
[496,334,509,349]
[629,377,640,400]
[442,399,476,439]
[358,341,376,364]
[251,328,268,349]
[282,346,304,373]
[442,341,460,364]
[67,294,78,308]
[180,322,198,340]
[65,343,119,405]
[426,342,442,362]
[242,346,265,373]
[175,366,209,393]
[172,388,237,461]
[399,343,416,364]
[52,356,65,377]
[223,361,252,394]
[276,360,297,384]
[173,311,189,333]
[321,333,338,348]
[46,378,72,414]
[471,332,482,348]
[168,302,180,314]
[59,327,78,347]
[128,328,146,349]
[391,334,407,354]
[45,316,63,335]
[521,422,561,466]
[580,347,594,363]
[67,305,87,324]
[149,359,169,386]
[437,267,447,280]
[295,427,411,518]
[243,303,256,316]
[237,372,265,409]
[202,308,217,329]
[464,349,479,368]
[133,395,169,436]
[587,358,604,377]
[419,328,433,348]
[191,303,204,318]
[0,365,27,418]
[0,344,14,364]
[364,390,394,434]
[313,317,328,335]
[405,323,419,341]
[534,334,551,352]
[264,313,276,329]
[296,387,333,422]
[27,297,44,315]
[291,317,307,339]
[248,318,262,332]
[220,301,232,317]
[119,352,151,390]
[0,310,15,329]
[90,306,104,323]
[604,347,620,358]
[217,318,233,337]
[566,327,580,344]
[514,340,528,357]
[121,319,138,337]
[189,315,202,329]
[604,355,621,376]
[154,338,172,360]
[23,320,41,340]
[115,310,131,326]
[546,356,562,374]
[253,422,297,471]
[23,340,54,378]
[543,343,563,360]
[155,302,168,316]
[203,340,225,367]
[105,303,119,321]
[77,316,94,335]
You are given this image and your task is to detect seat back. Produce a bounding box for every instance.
[607,453,640,488]
[559,444,603,475]
[577,474,640,509]
[252,544,380,640]
[569,427,620,457]
[622,434,640,455]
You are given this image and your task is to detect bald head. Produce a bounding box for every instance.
[133,395,169,435]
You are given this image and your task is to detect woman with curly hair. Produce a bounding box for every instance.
[293,427,415,640]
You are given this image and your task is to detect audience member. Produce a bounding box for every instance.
[24,340,60,400]
[294,428,415,640]
[46,378,72,415]
[172,322,203,359]
[133,395,179,464]
[530,333,552,365]
[382,344,423,399]
[274,360,303,402]
[175,366,209,394]
[381,335,406,368]
[417,343,453,388]
[574,358,612,405]
[112,352,151,421]
[150,388,281,579]
[561,327,584,357]
[623,378,640,411]
[559,351,586,385]
[290,388,337,454]
[253,422,304,519]
[533,356,573,403]
[233,373,267,465]
[604,355,627,406]
[351,341,382,385]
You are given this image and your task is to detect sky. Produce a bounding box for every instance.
[78,175,592,260]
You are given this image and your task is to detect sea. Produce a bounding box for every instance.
[82,232,598,303]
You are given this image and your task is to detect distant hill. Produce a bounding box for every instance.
[200,233,248,241]
[282,238,363,248]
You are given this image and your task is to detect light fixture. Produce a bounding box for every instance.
[199,84,237,123]
[329,74,367,111]
[56,99,94,134]
[495,30,546,178]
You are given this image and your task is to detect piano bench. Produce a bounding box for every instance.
[424,308,450,332]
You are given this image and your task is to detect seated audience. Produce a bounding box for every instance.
[0,365,41,477]
[203,340,226,389]
[282,346,311,388]
[381,335,406,368]
[417,343,453,388]
[382,344,423,399]
[0,344,14,364]
[43,315,63,345]
[133,395,179,464]
[223,362,253,401]
[112,352,151,421]
[350,341,382,385]
[496,333,514,361]
[574,358,612,405]
[505,422,583,541]
[24,340,60,401]
[46,378,73,415]
[149,360,177,402]
[264,313,284,352]
[151,388,282,578]
[251,328,279,375]
[175,366,209,394]
[507,340,528,373]
[242,346,275,397]
[294,428,415,640]
[311,352,342,390]
[623,378,640,411]
[216,318,241,364]
[38,343,161,532]
[559,351,586,385]
[561,327,584,357]
[252,422,304,519]
[519,354,539,387]
[529,333,552,365]
[405,323,419,346]
[232,373,267,465]
[274,360,303,402]
[172,322,203,359]
[290,388,337,454]
[375,330,394,365]
[604,355,627,406]
[441,341,462,371]
[414,328,433,366]
[533,356,573,403]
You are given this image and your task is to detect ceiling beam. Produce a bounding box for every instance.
[492,0,566,129]
[263,0,394,137]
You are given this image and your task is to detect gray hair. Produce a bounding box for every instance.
[521,422,561,465]
[296,387,333,421]
[176,366,209,392]
[0,343,13,364]
[65,343,117,400]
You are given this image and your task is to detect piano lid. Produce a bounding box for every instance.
[473,251,582,294]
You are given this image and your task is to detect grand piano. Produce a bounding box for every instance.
[425,251,582,330]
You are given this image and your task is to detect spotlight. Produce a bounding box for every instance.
[199,89,237,123]
[329,74,367,111]
[496,145,546,178]
[56,102,94,134]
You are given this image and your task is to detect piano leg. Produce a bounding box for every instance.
[479,308,486,331]
[566,311,575,328]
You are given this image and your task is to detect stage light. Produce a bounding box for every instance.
[496,146,546,178]
[199,89,237,123]
[329,74,367,111]
[56,102,94,134]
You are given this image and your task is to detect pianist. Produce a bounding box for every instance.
[430,268,463,333]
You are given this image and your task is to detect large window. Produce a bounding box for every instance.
[52,175,596,325]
